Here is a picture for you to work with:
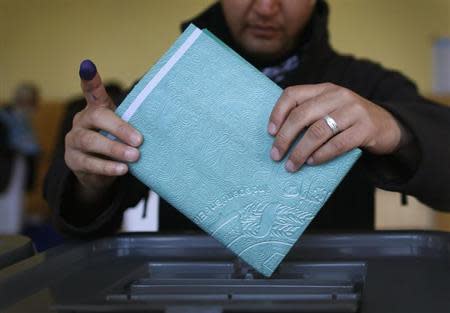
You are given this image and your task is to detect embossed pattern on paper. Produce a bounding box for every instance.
[115,25,361,277]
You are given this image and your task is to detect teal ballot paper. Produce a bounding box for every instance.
[115,24,361,277]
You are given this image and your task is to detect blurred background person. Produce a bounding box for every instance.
[17,82,125,249]
[0,83,40,234]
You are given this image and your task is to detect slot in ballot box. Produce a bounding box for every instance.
[0,232,449,313]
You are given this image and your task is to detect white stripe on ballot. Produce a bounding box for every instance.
[121,27,202,122]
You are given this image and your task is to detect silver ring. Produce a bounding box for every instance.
[323,115,339,135]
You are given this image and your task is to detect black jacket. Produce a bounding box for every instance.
[44,1,450,238]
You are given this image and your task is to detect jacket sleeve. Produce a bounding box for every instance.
[44,100,148,238]
[365,69,450,211]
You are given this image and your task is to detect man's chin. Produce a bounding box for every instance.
[239,40,289,64]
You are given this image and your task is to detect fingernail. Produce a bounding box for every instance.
[125,148,139,161]
[268,122,277,135]
[130,132,142,146]
[271,146,281,161]
[285,160,297,172]
[79,59,97,80]
[116,164,127,175]
[307,157,314,165]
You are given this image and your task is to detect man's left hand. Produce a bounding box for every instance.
[268,83,407,172]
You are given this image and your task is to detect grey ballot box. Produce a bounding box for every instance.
[0,235,35,271]
[0,231,449,313]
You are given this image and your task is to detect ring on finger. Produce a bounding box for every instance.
[323,115,340,135]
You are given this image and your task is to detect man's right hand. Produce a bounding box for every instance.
[64,60,142,200]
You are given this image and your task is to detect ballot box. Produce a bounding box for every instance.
[0,235,35,270]
[0,231,449,313]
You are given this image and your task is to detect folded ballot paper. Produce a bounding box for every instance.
[115,24,361,276]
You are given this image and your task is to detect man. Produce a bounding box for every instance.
[45,0,450,238]
[1,83,40,234]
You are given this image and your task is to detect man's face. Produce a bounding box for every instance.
[221,0,316,62]
[14,86,39,116]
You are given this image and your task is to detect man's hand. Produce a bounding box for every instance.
[268,83,407,172]
[64,60,142,198]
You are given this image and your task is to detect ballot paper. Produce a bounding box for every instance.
[115,24,361,276]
